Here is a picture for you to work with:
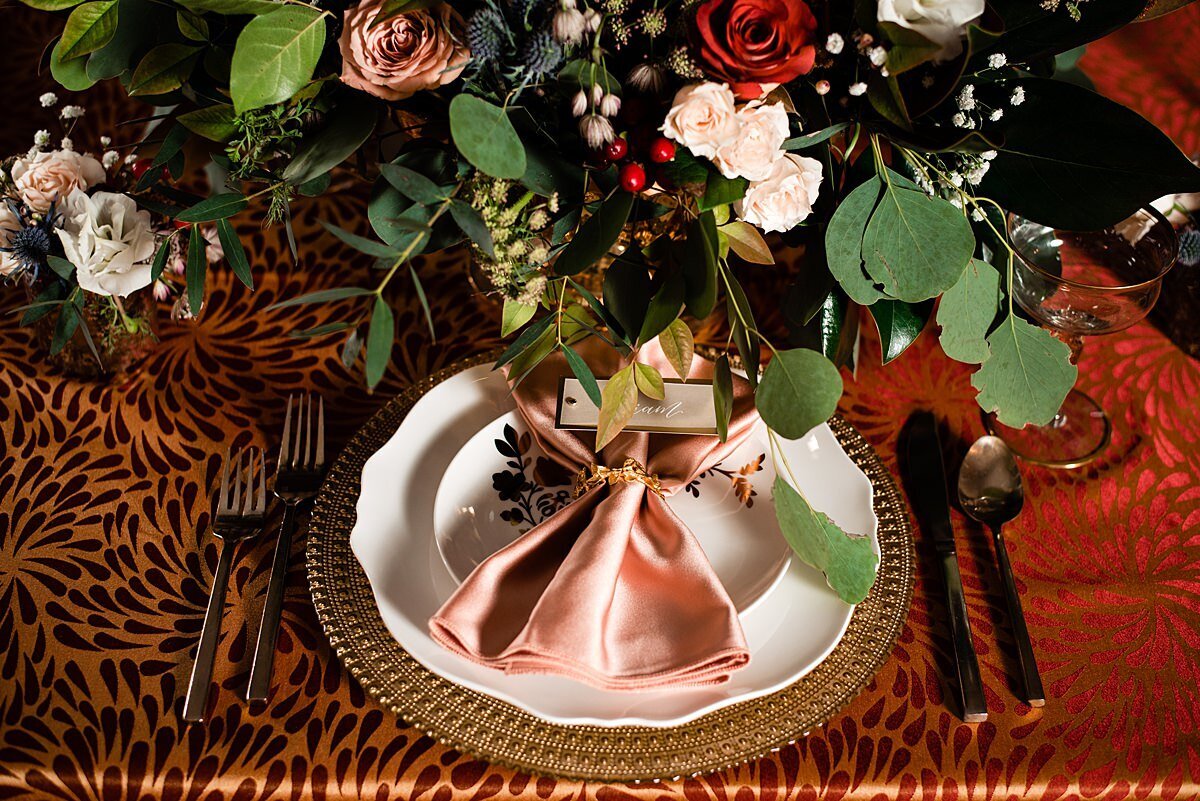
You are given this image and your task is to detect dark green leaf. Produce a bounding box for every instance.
[229,5,325,113]
[562,344,602,408]
[871,299,933,364]
[973,0,1144,66]
[217,218,253,289]
[773,476,878,604]
[784,123,850,151]
[877,21,940,74]
[128,43,201,95]
[700,172,748,211]
[602,259,651,342]
[713,354,733,442]
[683,211,719,317]
[637,270,684,346]
[379,163,448,205]
[449,200,494,258]
[449,95,526,180]
[50,301,81,355]
[149,123,189,170]
[297,173,332,196]
[47,256,75,280]
[365,295,394,388]
[494,314,554,369]
[86,0,159,80]
[282,92,378,185]
[60,0,118,61]
[186,225,206,316]
[270,286,374,309]
[725,267,760,385]
[178,104,237,142]
[150,235,171,281]
[290,321,353,338]
[409,263,435,340]
[565,277,629,349]
[558,58,622,96]
[756,348,843,439]
[176,192,247,223]
[50,40,96,92]
[320,220,401,259]
[554,190,634,276]
[979,78,1200,229]
[521,147,586,200]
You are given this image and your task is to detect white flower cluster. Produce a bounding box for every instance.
[60,105,85,120]
[551,0,600,45]
[571,82,621,148]
[822,31,892,94]
[661,83,823,232]
[39,92,58,108]
[951,83,1022,129]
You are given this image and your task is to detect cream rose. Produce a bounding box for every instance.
[339,2,470,101]
[661,82,741,160]
[877,0,985,62]
[735,154,823,233]
[10,149,105,213]
[56,190,156,298]
[713,101,790,182]
[0,203,20,277]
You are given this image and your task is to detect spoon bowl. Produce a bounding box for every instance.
[957,436,1024,527]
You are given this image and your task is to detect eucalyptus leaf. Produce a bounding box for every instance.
[380,163,448,205]
[229,5,326,113]
[563,345,602,408]
[217,218,253,289]
[60,0,118,61]
[186,225,206,316]
[871,299,933,364]
[449,200,494,259]
[270,286,374,309]
[658,319,694,381]
[282,92,378,185]
[861,170,975,302]
[409,263,435,339]
[176,192,248,223]
[937,259,1000,364]
[971,313,1077,427]
[290,321,353,339]
[365,295,394,388]
[596,364,638,450]
[449,95,526,180]
[494,314,554,369]
[755,348,843,440]
[773,476,878,604]
[554,190,634,276]
[713,354,733,442]
[129,43,201,95]
[825,176,884,305]
[320,221,401,259]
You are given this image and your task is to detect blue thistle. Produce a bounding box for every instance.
[1179,229,1200,267]
[0,198,61,279]
[467,7,506,65]
[523,28,563,78]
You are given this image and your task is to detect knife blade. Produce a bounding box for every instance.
[906,411,987,723]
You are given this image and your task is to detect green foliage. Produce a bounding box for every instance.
[178,105,238,142]
[773,476,878,605]
[971,313,1077,427]
[230,6,326,113]
[365,296,394,388]
[129,43,201,95]
[186,225,206,316]
[217,219,253,289]
[282,92,379,185]
[60,0,118,61]
[177,193,248,223]
[783,123,849,151]
[871,299,933,364]
[825,176,885,305]
[700,172,748,212]
[713,354,733,442]
[562,344,602,408]
[554,190,634,276]
[449,95,526,180]
[682,211,718,317]
[602,259,651,343]
[596,363,637,450]
[50,39,95,91]
[936,259,1000,364]
[721,221,773,265]
[634,362,665,400]
[658,319,694,381]
[755,348,843,440]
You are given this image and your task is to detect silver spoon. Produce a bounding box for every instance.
[957,436,1046,708]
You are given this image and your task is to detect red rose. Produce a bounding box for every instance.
[689,0,819,100]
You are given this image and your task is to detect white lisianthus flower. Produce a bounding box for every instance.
[877,0,985,62]
[10,149,105,213]
[713,101,789,182]
[661,82,741,160]
[56,190,156,298]
[0,203,21,276]
[735,154,823,233]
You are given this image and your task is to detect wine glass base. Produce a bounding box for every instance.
[983,389,1112,469]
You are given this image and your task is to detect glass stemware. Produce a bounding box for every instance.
[985,207,1179,468]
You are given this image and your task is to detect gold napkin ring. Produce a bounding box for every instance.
[573,458,664,499]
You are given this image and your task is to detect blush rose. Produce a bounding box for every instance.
[339,2,470,101]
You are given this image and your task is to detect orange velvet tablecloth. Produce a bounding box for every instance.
[2,7,1199,801]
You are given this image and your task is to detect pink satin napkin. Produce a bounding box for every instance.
[428,340,761,691]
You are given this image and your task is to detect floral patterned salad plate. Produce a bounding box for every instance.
[349,362,879,727]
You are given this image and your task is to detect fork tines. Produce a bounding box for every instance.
[217,446,268,519]
[278,393,326,474]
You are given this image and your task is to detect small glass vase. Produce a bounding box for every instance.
[28,284,159,381]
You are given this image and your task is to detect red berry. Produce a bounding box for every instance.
[619,162,646,193]
[604,137,629,162]
[130,158,153,179]
[649,137,676,163]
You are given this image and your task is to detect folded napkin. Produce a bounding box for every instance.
[429,340,760,691]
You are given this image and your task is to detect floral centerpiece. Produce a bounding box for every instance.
[17,0,1200,591]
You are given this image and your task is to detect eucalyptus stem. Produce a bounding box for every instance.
[373,190,458,296]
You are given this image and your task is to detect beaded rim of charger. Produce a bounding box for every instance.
[306,351,915,782]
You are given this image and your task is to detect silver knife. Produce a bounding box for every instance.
[906,411,987,723]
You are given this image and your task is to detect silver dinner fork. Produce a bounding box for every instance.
[246,394,326,702]
[183,447,268,723]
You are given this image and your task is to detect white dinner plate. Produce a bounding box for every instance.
[350,364,879,727]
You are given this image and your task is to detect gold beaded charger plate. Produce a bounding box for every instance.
[307,353,915,781]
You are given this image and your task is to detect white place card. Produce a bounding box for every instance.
[555,376,718,435]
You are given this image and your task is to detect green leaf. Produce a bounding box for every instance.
[596,364,638,450]
[974,0,1144,66]
[871,299,932,364]
[501,298,536,337]
[683,211,719,318]
[371,0,438,26]
[637,270,684,346]
[217,218,253,289]
[229,5,326,113]
[60,0,118,61]
[634,362,665,400]
[150,235,171,281]
[861,170,975,303]
[602,259,651,342]
[658,319,694,381]
[563,344,602,408]
[20,0,84,8]
[979,78,1200,229]
[721,220,773,265]
[342,327,364,369]
[554,190,634,276]
[177,9,208,39]
[565,277,630,350]
[86,0,159,80]
[186,225,206,315]
[178,105,237,142]
[365,295,394,388]
[50,300,82,355]
[449,95,526,180]
[50,40,96,92]
[449,200,495,259]
[282,92,378,185]
[773,476,878,604]
[755,348,843,440]
[876,21,940,74]
[178,0,279,13]
[409,263,435,339]
[970,313,1077,428]
[47,256,75,280]
[700,172,748,212]
[298,173,332,196]
[129,43,201,95]
[381,163,448,205]
[558,58,622,96]
[725,268,760,386]
[937,259,1000,364]
[290,321,354,339]
[521,147,586,200]
[784,123,849,151]
[149,123,189,170]
[713,354,733,442]
[320,220,401,259]
[176,193,248,223]
[270,286,374,309]
[494,314,554,368]
[826,177,884,305]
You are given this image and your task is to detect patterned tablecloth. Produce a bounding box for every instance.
[2,7,1199,800]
